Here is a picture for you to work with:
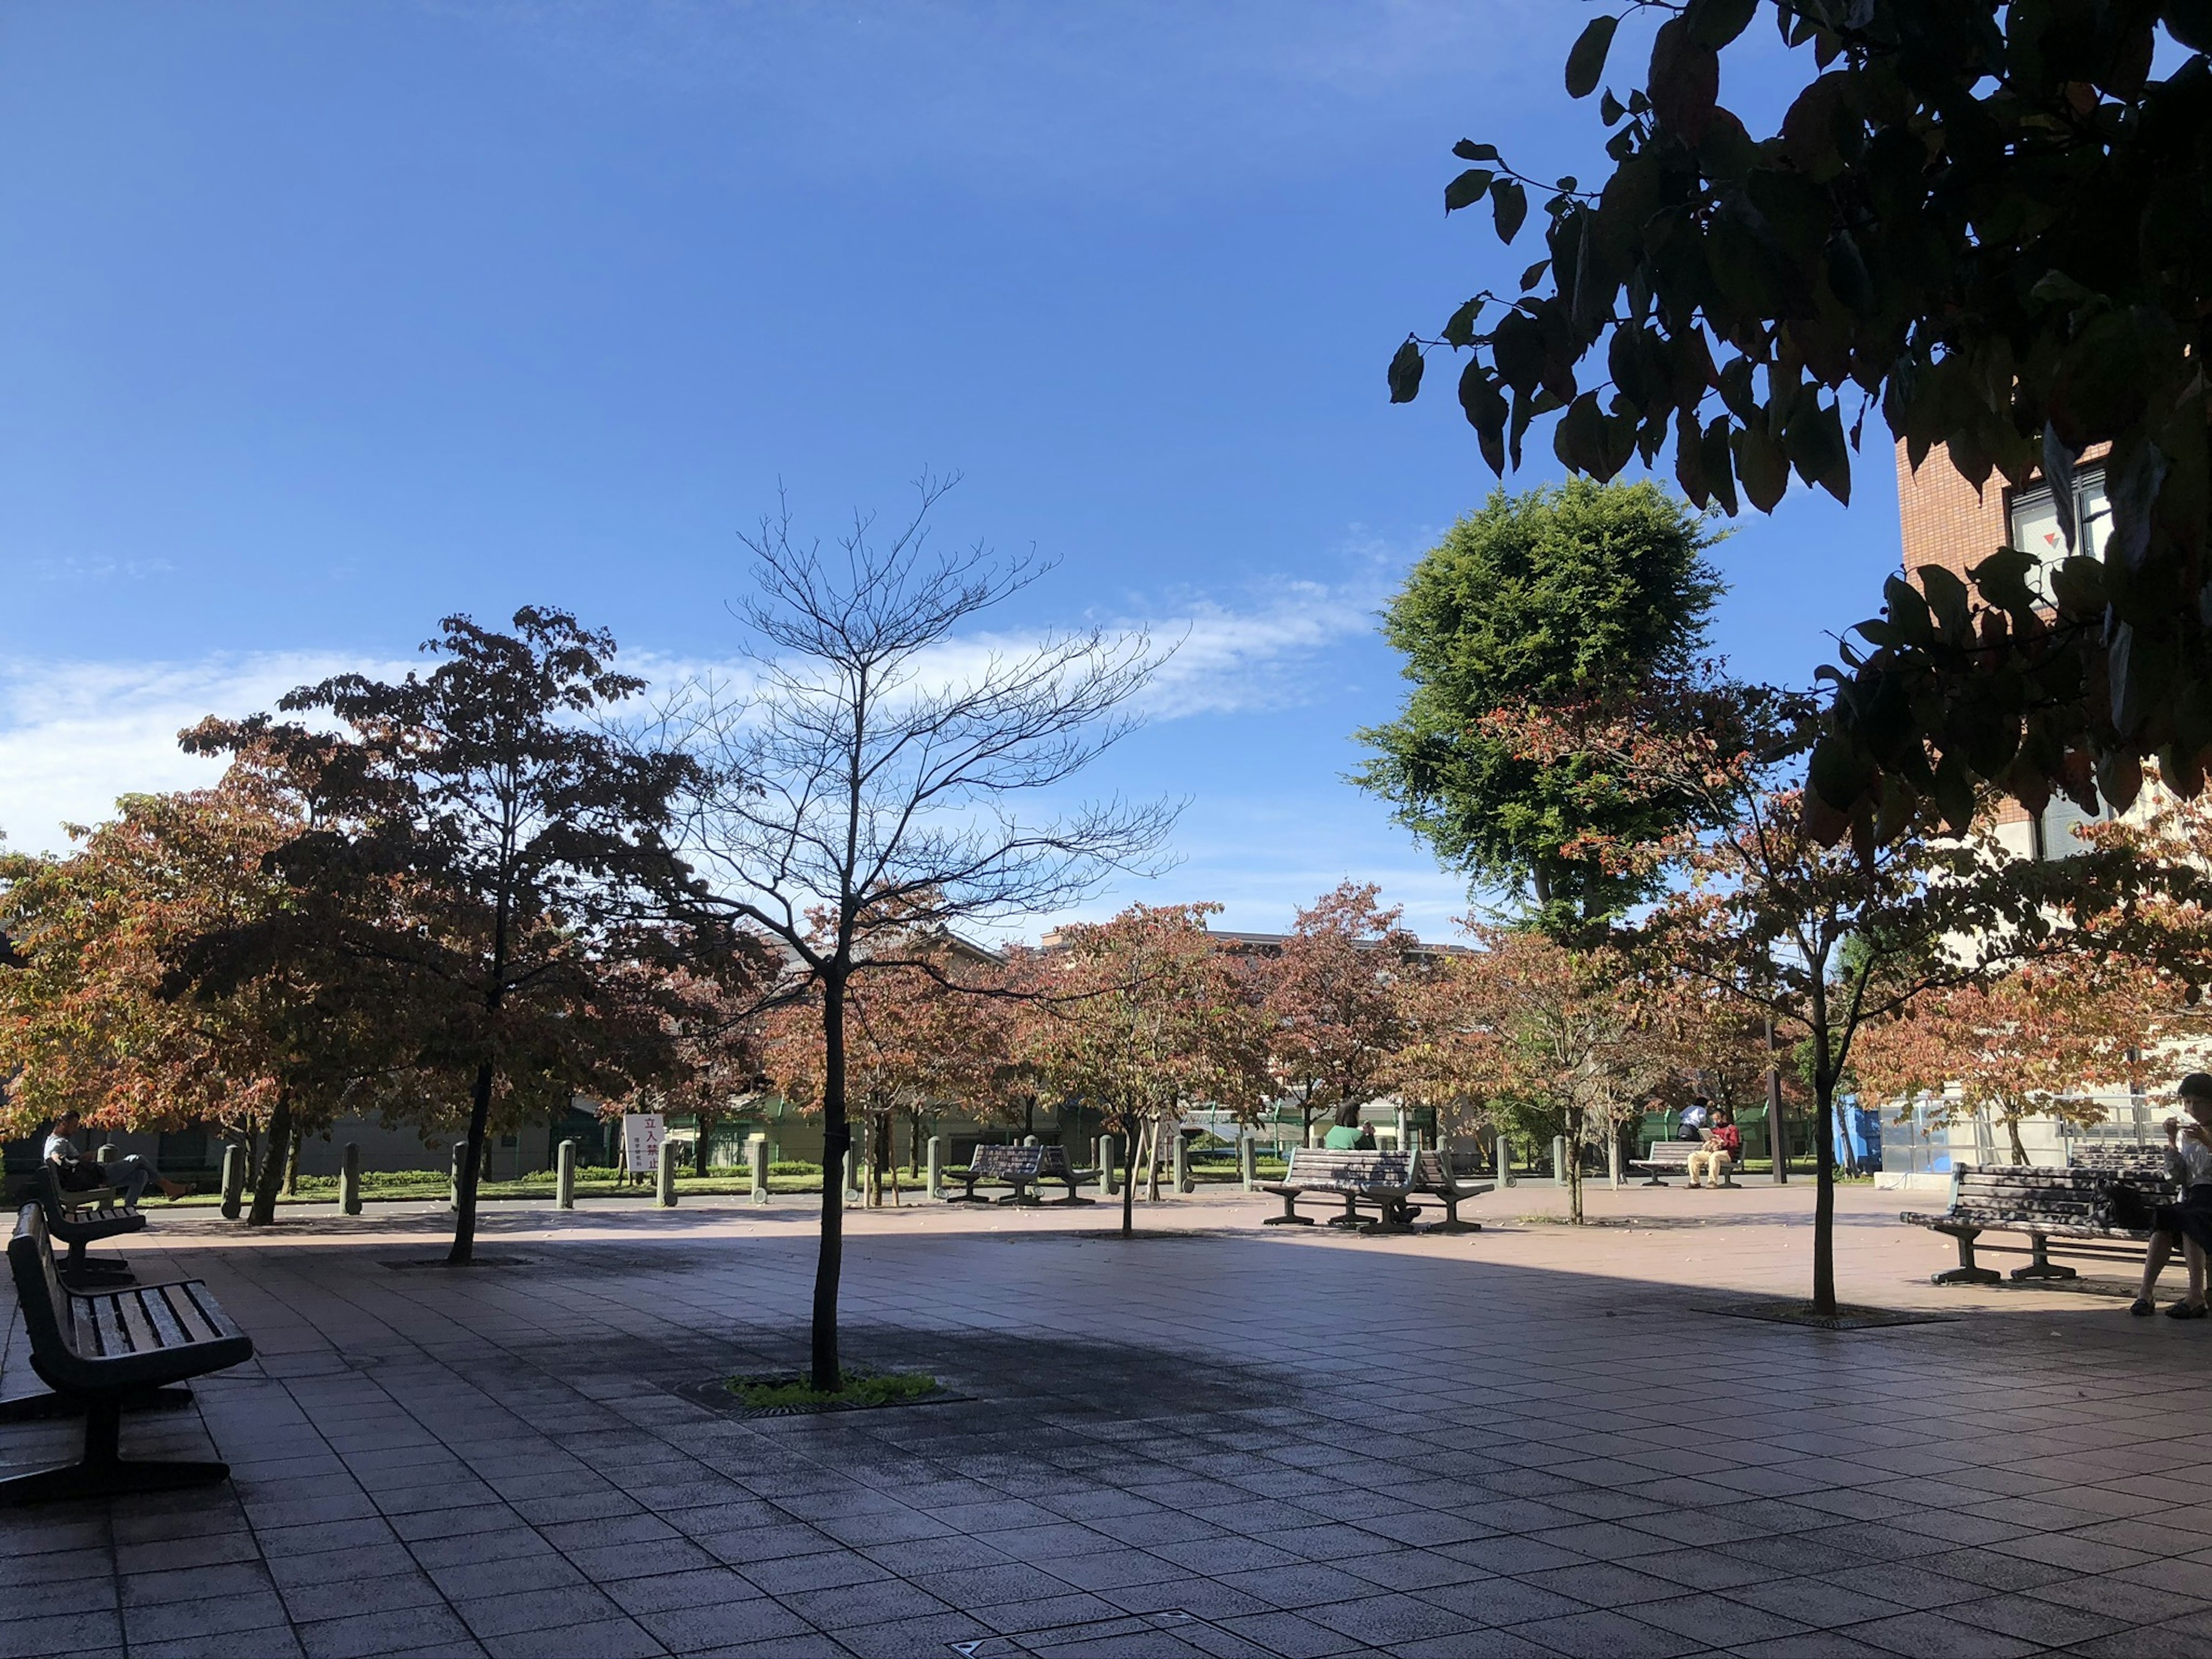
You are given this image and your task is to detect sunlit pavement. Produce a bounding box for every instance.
[6,1181,2210,1658]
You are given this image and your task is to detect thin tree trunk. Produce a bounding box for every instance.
[1567,1105,1584,1225]
[282,1120,303,1198]
[2005,1108,2029,1166]
[448,1058,496,1264]
[811,973,849,1391]
[248,1090,294,1227]
[1120,1115,1136,1238]
[698,1109,718,1177]
[1144,1122,1161,1202]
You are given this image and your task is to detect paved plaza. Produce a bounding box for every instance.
[6,1183,2212,1659]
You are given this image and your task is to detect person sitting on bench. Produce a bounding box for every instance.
[2133,1074,2212,1319]
[44,1112,190,1208]
[1321,1105,1376,1151]
[1686,1103,1740,1188]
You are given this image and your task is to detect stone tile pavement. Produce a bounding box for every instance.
[6,1185,2212,1658]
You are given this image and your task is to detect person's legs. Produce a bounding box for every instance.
[1686,1149,1711,1187]
[101,1154,185,1206]
[1711,1151,1734,1187]
[2187,1237,2208,1309]
[2135,1230,2176,1313]
[103,1154,155,1208]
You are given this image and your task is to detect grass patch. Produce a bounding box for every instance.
[723,1369,940,1412]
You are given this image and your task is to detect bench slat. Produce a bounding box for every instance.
[135,1284,191,1350]
[112,1289,166,1355]
[169,1282,232,1344]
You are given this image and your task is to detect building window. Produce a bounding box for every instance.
[2009,467,2110,601]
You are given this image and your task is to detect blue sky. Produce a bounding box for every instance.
[0,1,1902,940]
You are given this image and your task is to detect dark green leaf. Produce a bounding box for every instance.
[1442,297,1484,349]
[1700,415,1738,514]
[1491,178,1529,244]
[1731,422,1789,511]
[1388,338,1425,404]
[1686,0,1759,50]
[1458,362,1509,475]
[1518,257,1550,290]
[1445,168,1495,213]
[1565,14,1618,99]
[1647,18,1719,142]
[1600,89,1625,125]
[1452,139,1501,162]
[1552,391,1608,474]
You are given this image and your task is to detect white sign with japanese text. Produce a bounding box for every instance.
[621,1113,665,1176]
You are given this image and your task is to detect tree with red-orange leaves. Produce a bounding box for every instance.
[1490,676,2163,1310]
[1854,959,2172,1166]
[1259,882,1424,1149]
[0,759,411,1225]
[761,940,1001,1206]
[1041,903,1271,1238]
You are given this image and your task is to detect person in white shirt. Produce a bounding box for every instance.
[2133,1075,2212,1319]
[42,1112,190,1209]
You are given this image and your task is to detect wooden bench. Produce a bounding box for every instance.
[38,1165,143,1286]
[1900,1162,2170,1284]
[2,1203,254,1505]
[1631,1140,1725,1185]
[945,1145,1099,1206]
[1262,1148,1423,1234]
[1411,1152,1493,1234]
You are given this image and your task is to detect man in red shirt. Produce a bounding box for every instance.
[1688,1105,1741,1188]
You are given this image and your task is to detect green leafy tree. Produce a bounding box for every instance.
[1355,479,1720,927]
[1388,1,2212,835]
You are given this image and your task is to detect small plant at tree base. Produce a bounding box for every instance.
[724,1370,938,1411]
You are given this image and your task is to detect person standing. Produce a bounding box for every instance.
[2133,1075,2212,1319]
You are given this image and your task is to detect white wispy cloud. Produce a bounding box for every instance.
[0,569,1385,857]
[0,653,409,855]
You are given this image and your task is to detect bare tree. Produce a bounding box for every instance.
[657,476,1175,1390]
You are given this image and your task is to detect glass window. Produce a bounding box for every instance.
[2009,468,2109,601]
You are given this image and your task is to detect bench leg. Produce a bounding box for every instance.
[1327,1195,1363,1229]
[0,1397,229,1508]
[1359,1198,1421,1236]
[1931,1228,2002,1286]
[1426,1193,1482,1235]
[1262,1191,1312,1226]
[2009,1233,2078,1282]
[0,1387,192,1424]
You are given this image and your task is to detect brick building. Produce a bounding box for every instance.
[1896,440,2113,862]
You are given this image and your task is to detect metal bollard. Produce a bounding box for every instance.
[1495,1132,1514,1188]
[843,1148,862,1202]
[1103,1134,1120,1196]
[97,1142,117,1165]
[341,1142,362,1216]
[1239,1137,1256,1192]
[750,1137,770,1206]
[556,1139,576,1210]
[1552,1135,1569,1187]
[220,1143,245,1219]
[1395,1109,1409,1152]
[450,1142,465,1210]
[656,1139,677,1207]
[1172,1135,1191,1196]
[1607,1134,1622,1189]
[925,1136,942,1202]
